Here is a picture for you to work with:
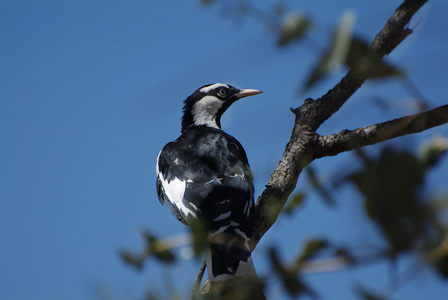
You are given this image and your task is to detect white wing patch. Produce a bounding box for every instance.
[157,153,197,220]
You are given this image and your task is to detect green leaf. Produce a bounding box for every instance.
[189,218,208,257]
[346,37,404,79]
[297,239,329,263]
[419,136,448,168]
[119,250,144,270]
[347,148,429,253]
[278,13,312,46]
[196,277,266,300]
[283,193,306,214]
[334,247,356,265]
[303,10,355,90]
[141,231,176,264]
[269,247,317,298]
[355,285,387,300]
[264,196,286,217]
[330,9,356,62]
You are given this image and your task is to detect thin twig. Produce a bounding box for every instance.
[191,257,207,299]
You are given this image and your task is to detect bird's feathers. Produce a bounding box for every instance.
[156,83,261,281]
[157,127,254,225]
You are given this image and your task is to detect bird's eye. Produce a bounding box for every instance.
[217,88,226,97]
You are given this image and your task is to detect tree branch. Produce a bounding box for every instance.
[251,0,429,249]
[313,104,448,159]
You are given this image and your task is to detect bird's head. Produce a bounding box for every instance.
[181,83,262,133]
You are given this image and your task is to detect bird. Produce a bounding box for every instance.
[156,83,262,282]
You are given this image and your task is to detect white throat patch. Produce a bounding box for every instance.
[191,95,224,129]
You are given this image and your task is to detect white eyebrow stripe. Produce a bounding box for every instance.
[199,83,229,93]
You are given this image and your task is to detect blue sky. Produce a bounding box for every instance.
[1,0,448,299]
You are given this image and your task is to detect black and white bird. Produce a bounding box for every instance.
[156,83,262,282]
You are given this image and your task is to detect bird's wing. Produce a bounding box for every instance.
[156,130,254,231]
[156,150,190,225]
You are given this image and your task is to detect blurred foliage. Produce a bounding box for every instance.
[355,285,387,300]
[283,192,305,215]
[142,231,177,263]
[305,166,336,206]
[120,230,176,271]
[345,146,448,277]
[304,11,403,90]
[194,277,266,300]
[295,239,329,264]
[303,10,355,90]
[346,37,403,79]
[190,218,208,258]
[348,148,430,254]
[278,13,312,46]
[434,250,448,278]
[284,165,336,216]
[269,247,317,298]
[419,136,448,167]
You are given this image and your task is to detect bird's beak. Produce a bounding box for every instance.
[235,89,263,99]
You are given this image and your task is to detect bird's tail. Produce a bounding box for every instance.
[205,234,257,282]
